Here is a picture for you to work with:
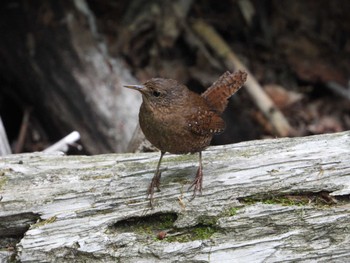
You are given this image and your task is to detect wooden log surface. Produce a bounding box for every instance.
[0,131,350,262]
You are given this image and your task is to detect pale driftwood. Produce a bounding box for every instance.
[0,116,11,156]
[0,131,350,262]
[43,131,81,153]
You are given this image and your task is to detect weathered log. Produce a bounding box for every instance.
[0,131,350,262]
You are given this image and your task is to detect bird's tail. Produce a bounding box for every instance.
[202,70,247,114]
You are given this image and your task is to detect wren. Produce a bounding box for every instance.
[124,70,247,207]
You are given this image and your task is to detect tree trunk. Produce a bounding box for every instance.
[0,0,141,154]
[1,131,349,262]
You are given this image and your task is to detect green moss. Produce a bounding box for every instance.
[228,207,239,216]
[197,215,218,226]
[218,206,245,218]
[0,173,8,190]
[240,196,258,205]
[264,196,308,206]
[91,174,113,180]
[157,214,177,229]
[192,225,216,239]
[239,151,253,158]
[165,235,190,243]
[113,213,219,243]
[170,177,191,185]
[240,195,309,206]
[165,225,217,243]
[239,192,338,207]
[32,216,57,227]
[164,216,218,243]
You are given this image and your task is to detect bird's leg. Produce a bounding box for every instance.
[189,151,203,197]
[147,151,165,207]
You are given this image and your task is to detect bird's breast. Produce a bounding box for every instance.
[139,102,212,154]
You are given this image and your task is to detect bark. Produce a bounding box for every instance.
[0,0,141,154]
[0,131,350,262]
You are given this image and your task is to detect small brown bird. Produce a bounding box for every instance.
[124,70,247,206]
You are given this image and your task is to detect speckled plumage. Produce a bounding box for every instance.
[124,70,247,207]
[139,78,224,154]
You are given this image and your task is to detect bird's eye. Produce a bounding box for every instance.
[152,91,161,97]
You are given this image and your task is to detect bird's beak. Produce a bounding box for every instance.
[123,84,145,92]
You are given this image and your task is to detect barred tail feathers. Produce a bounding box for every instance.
[202,70,247,114]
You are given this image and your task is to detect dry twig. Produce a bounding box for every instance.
[14,107,32,153]
[43,131,81,153]
[0,116,11,156]
[192,20,294,137]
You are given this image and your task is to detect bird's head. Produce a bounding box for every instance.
[124,78,188,109]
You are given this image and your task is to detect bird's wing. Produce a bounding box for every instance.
[187,110,225,136]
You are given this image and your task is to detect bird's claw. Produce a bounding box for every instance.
[147,170,162,208]
[188,165,203,199]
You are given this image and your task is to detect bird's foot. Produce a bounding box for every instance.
[147,170,162,208]
[188,165,203,198]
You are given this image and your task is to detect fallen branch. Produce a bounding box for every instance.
[14,107,31,154]
[42,131,81,153]
[0,116,11,156]
[326,81,350,101]
[192,20,293,137]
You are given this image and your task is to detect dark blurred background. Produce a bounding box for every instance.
[0,0,349,155]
